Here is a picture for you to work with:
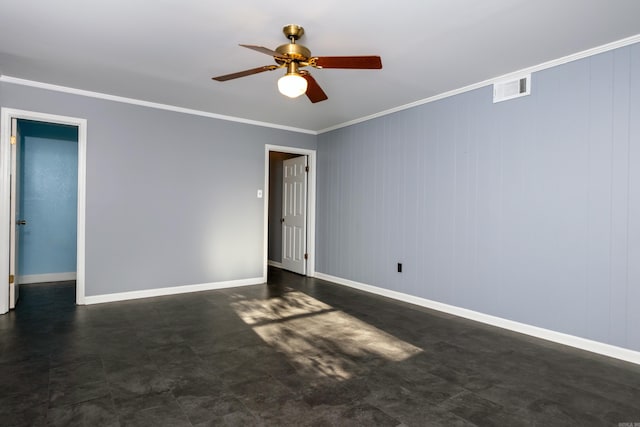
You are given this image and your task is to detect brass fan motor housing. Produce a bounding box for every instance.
[274,25,311,64]
[275,43,311,62]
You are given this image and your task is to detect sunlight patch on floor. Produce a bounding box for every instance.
[231,290,422,381]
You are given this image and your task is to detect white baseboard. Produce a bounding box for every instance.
[84,276,265,305]
[19,272,77,284]
[268,260,283,268]
[314,272,640,366]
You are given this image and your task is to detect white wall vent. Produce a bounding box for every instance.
[493,74,531,103]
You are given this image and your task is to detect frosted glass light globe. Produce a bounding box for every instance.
[278,74,308,98]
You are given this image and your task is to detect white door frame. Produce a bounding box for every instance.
[0,108,87,313]
[263,145,316,280]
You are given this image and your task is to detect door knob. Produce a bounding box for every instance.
[16,219,26,225]
[280,218,285,223]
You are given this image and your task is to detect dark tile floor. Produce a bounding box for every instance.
[1,268,640,426]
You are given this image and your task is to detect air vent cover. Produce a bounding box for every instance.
[493,74,531,103]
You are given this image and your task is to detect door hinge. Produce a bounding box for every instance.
[10,135,16,145]
[304,253,308,260]
[305,165,309,172]
[9,274,14,284]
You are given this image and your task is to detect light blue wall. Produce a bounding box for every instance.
[18,120,78,276]
[0,83,316,296]
[317,43,640,352]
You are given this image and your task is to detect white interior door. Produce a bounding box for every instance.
[281,155,307,275]
[9,118,22,309]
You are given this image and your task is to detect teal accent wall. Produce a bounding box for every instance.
[18,120,78,276]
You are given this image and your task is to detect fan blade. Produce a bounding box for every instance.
[302,73,328,103]
[212,65,278,81]
[313,56,382,69]
[240,44,287,59]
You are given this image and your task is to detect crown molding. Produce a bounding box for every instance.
[2,33,639,136]
[0,75,317,135]
[318,33,640,134]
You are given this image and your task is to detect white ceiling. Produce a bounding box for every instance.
[1,0,639,132]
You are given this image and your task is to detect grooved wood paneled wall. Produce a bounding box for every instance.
[317,43,640,352]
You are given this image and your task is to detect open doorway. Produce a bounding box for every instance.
[0,108,87,314]
[268,151,301,270]
[17,120,78,286]
[263,145,316,279]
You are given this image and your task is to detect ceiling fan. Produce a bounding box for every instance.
[212,25,382,103]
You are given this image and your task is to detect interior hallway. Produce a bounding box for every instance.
[1,269,639,426]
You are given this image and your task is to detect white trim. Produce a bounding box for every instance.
[317,33,640,134]
[0,108,87,313]
[268,260,283,269]
[0,75,316,136]
[76,115,87,305]
[314,272,640,366]
[0,112,10,314]
[264,145,316,280]
[18,272,76,284]
[84,277,264,305]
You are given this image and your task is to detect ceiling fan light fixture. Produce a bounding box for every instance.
[212,24,382,103]
[278,62,307,98]
[278,73,307,98]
